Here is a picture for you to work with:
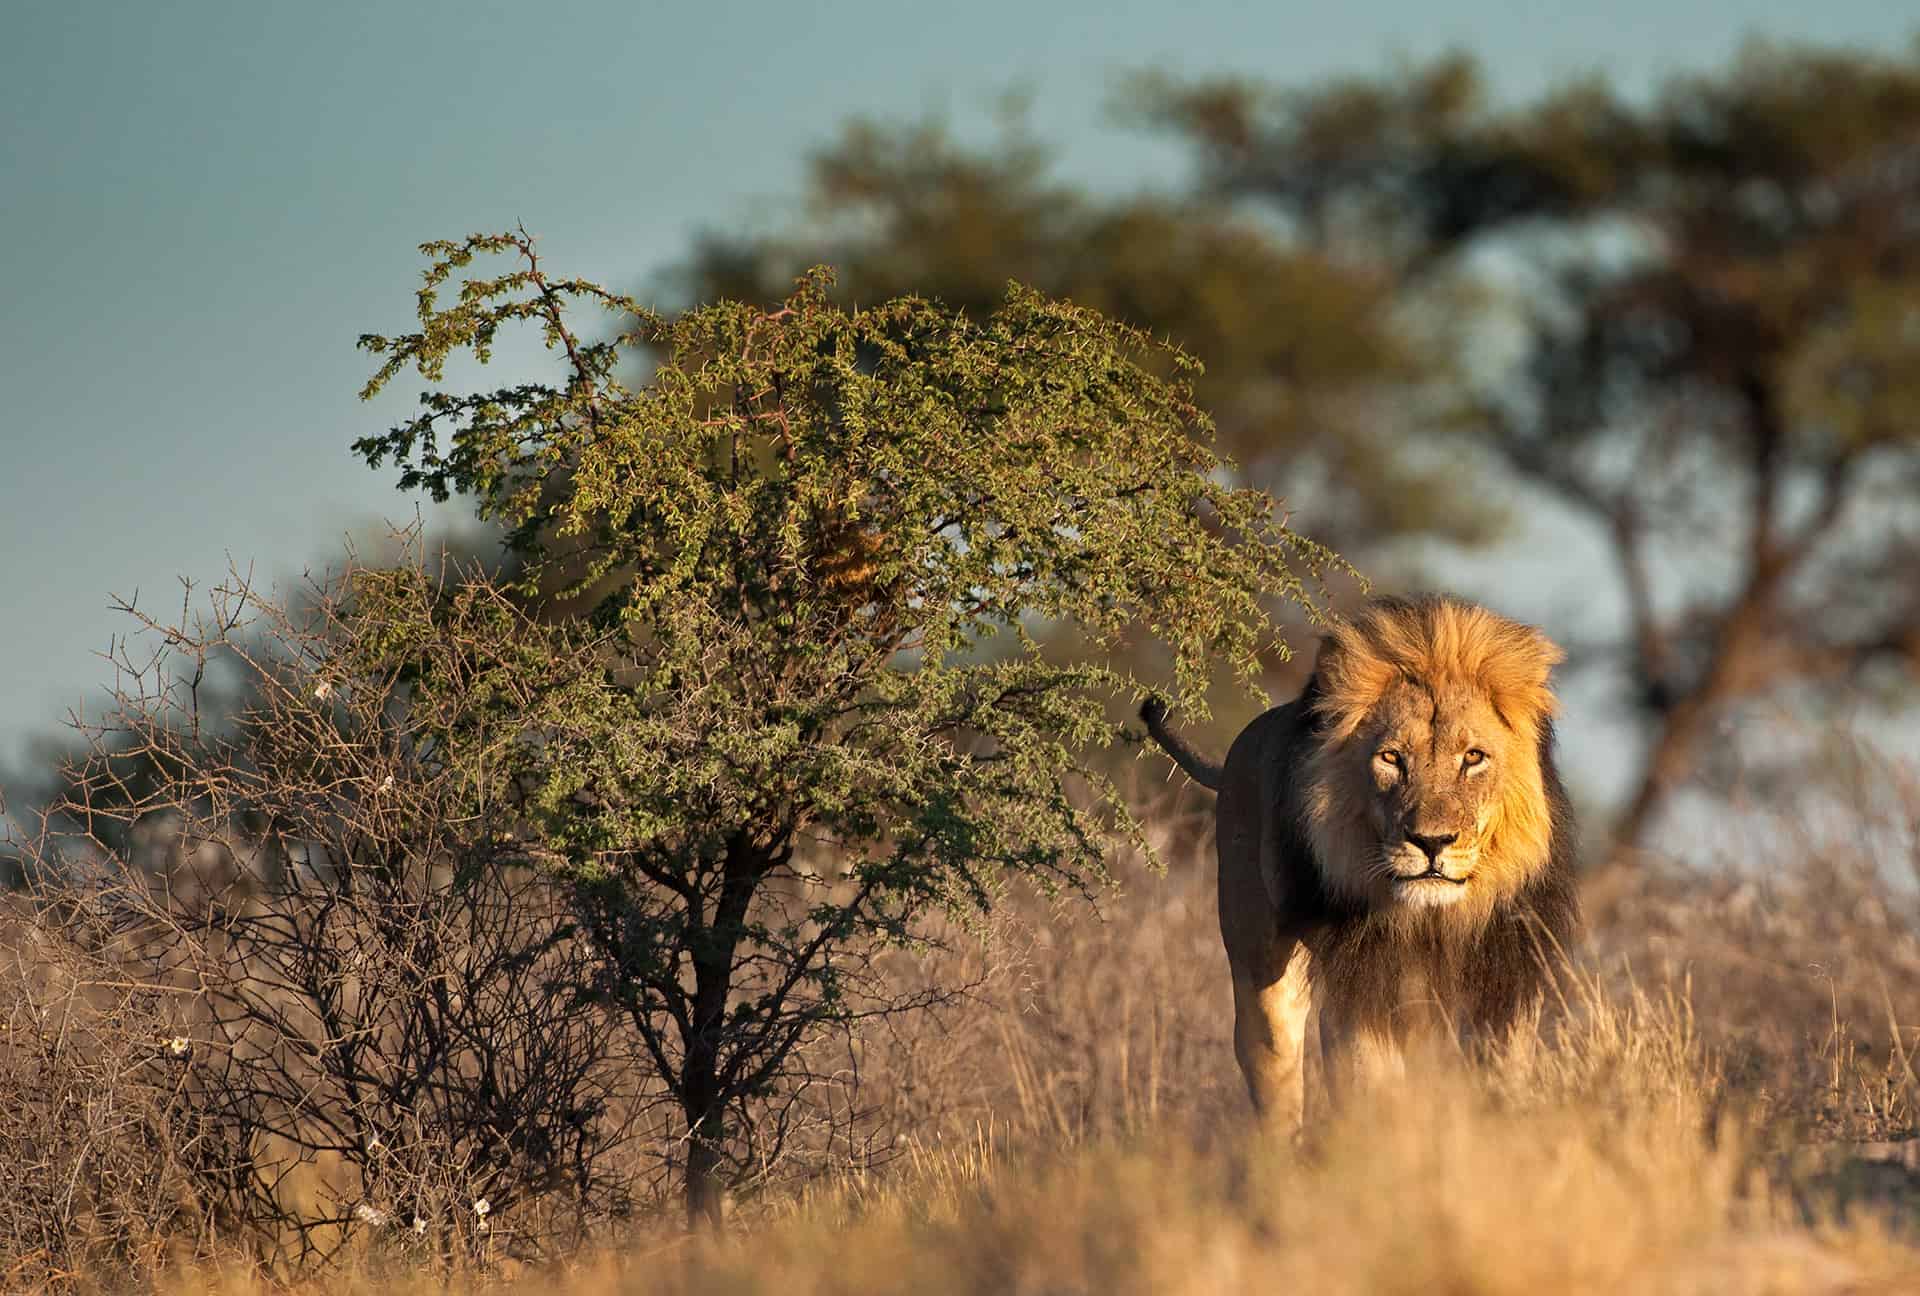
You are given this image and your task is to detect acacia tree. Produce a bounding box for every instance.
[354,231,1336,1223]
[1136,42,1920,859]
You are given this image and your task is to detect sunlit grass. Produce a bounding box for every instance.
[148,958,1920,1296]
[18,779,1920,1293]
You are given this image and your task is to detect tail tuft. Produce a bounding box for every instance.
[1137,694,1224,792]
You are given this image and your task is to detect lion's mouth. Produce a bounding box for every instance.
[1393,867,1469,887]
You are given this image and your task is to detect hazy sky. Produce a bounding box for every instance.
[3,1,1913,792]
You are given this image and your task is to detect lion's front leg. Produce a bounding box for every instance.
[1229,943,1313,1134]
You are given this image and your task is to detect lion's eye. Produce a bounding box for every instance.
[1463,749,1488,768]
[1376,750,1403,768]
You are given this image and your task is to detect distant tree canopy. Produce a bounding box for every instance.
[686,39,1920,859]
[354,231,1338,1222]
[1134,40,1920,854]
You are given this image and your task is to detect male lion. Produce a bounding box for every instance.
[1142,594,1578,1130]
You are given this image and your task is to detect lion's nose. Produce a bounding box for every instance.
[1406,831,1458,864]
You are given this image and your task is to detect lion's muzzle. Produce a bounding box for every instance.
[1387,838,1476,905]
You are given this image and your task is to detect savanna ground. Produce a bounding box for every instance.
[7,763,1920,1295]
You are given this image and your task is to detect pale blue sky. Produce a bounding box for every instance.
[3,0,1913,793]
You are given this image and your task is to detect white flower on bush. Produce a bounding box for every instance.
[164,1036,191,1059]
[472,1198,490,1218]
[411,1216,428,1235]
[353,1203,388,1227]
[314,680,334,701]
[377,774,395,794]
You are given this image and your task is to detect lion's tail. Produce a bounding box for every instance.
[1139,696,1224,792]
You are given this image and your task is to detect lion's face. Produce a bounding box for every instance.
[1302,598,1563,920]
[1353,678,1521,910]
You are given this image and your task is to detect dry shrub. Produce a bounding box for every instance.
[0,854,674,1287]
[0,556,682,1280]
[0,898,214,1288]
[139,854,667,1270]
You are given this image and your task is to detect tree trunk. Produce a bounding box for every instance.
[684,1105,726,1230]
[678,830,766,1229]
[1606,571,1784,872]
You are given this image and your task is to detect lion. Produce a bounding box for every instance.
[1141,594,1579,1130]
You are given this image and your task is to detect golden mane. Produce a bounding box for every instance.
[1312,596,1563,741]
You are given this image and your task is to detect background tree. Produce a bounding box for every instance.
[353,231,1339,1223]
[1132,41,1920,860]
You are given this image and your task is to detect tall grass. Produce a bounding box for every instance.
[200,977,1915,1295]
[18,779,1920,1292]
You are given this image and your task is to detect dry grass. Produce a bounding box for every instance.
[165,990,1920,1296]
[15,779,1920,1293]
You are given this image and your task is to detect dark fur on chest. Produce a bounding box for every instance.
[1303,864,1579,1040]
[1277,681,1581,1040]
